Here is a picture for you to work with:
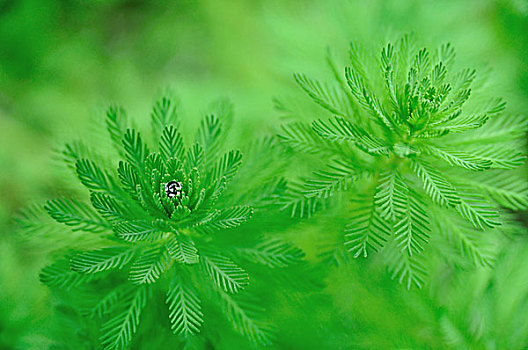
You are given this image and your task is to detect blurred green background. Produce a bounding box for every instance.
[1,0,527,348]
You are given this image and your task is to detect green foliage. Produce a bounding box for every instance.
[129,246,170,284]
[151,96,179,142]
[304,160,356,199]
[345,192,392,258]
[235,238,305,268]
[39,259,96,289]
[71,247,136,274]
[166,275,203,336]
[5,2,528,350]
[166,235,199,264]
[279,36,527,288]
[36,96,303,349]
[201,254,249,293]
[216,288,274,345]
[159,125,185,163]
[106,105,129,155]
[45,198,110,232]
[202,206,253,230]
[276,181,321,218]
[100,285,149,350]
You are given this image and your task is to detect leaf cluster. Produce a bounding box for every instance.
[39,96,304,349]
[279,36,527,288]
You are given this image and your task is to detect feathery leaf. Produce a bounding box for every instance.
[117,161,141,200]
[237,239,305,268]
[159,125,185,162]
[166,234,199,264]
[184,143,205,173]
[201,254,249,293]
[200,206,253,230]
[278,122,341,155]
[208,150,243,185]
[151,96,179,141]
[411,160,460,207]
[218,290,274,345]
[455,187,500,230]
[277,181,321,218]
[436,211,495,266]
[76,159,116,192]
[345,193,392,258]
[196,114,223,165]
[384,242,427,289]
[462,172,528,210]
[40,259,95,289]
[166,275,204,336]
[129,246,170,284]
[106,105,128,154]
[71,247,136,274]
[421,145,492,171]
[393,188,430,256]
[90,192,127,222]
[304,160,355,198]
[100,285,148,350]
[294,73,351,116]
[45,198,109,232]
[375,169,404,221]
[123,129,149,170]
[113,220,166,242]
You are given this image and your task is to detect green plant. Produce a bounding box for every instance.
[35,96,303,349]
[278,36,527,288]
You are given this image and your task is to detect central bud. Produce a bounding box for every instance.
[165,180,183,198]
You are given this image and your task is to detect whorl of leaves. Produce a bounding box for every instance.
[279,36,526,288]
[38,95,303,349]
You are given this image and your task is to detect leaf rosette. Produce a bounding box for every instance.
[278,36,527,288]
[39,96,302,349]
